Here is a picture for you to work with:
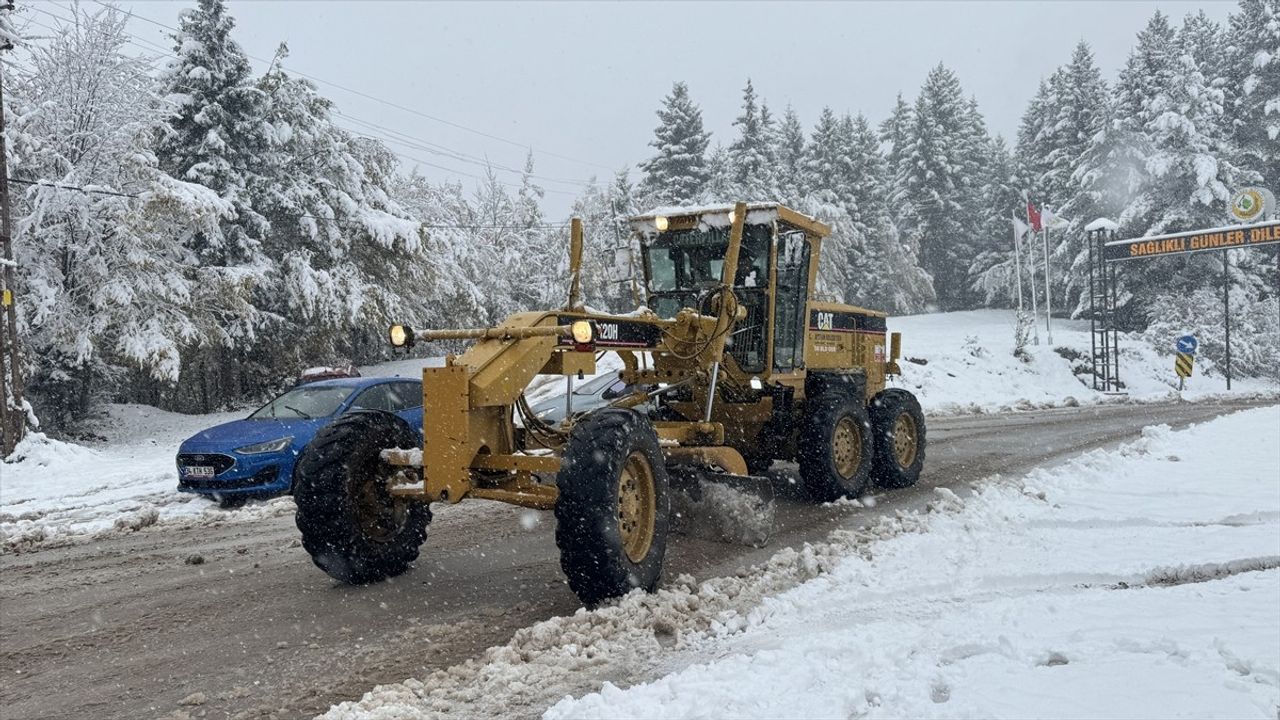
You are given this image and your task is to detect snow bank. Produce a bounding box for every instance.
[0,404,275,553]
[890,309,1276,415]
[546,406,1280,719]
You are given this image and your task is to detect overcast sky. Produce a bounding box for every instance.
[101,0,1234,216]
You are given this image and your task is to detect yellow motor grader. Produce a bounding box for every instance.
[292,202,926,606]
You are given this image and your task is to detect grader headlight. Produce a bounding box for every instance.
[388,324,414,349]
[653,216,669,232]
[571,320,594,345]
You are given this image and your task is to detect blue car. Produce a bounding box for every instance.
[176,377,424,508]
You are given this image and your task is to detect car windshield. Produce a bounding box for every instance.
[249,385,356,420]
[573,372,623,396]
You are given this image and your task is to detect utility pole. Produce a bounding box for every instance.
[0,3,25,455]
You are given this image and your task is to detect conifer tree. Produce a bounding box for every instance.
[899,64,990,309]
[638,82,711,206]
[155,0,270,267]
[1227,0,1280,184]
[775,106,808,204]
[729,79,776,199]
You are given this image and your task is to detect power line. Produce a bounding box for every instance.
[6,176,572,230]
[335,111,596,187]
[82,0,615,172]
[28,4,599,196]
[21,11,585,202]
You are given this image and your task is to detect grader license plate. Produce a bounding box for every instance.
[185,466,215,478]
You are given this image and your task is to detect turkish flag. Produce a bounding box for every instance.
[1026,201,1043,232]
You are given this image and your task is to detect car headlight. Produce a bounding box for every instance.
[236,436,293,454]
[571,320,594,344]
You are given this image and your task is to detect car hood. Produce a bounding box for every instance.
[180,417,325,452]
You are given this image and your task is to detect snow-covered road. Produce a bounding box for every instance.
[544,406,1280,720]
[4,401,1266,720]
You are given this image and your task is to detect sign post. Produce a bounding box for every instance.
[1175,335,1197,391]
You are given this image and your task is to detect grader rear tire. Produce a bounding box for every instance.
[798,394,875,502]
[294,410,431,585]
[870,389,926,489]
[554,408,671,607]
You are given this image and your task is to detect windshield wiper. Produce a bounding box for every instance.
[283,404,312,419]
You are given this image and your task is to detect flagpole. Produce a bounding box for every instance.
[1011,212,1024,314]
[1042,222,1053,345]
[1025,203,1041,345]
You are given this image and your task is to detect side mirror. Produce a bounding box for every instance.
[779,230,806,269]
[607,246,633,284]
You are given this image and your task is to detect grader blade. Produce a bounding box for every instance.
[668,467,776,548]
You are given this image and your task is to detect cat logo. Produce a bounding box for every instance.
[816,312,834,331]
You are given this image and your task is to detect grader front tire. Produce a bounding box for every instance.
[554,408,672,607]
[293,410,431,585]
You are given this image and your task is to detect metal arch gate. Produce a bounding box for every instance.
[1087,219,1280,393]
[1086,226,1122,392]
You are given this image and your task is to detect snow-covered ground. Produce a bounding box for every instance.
[328,405,1280,720]
[0,404,298,553]
[890,310,1275,414]
[1,309,1274,554]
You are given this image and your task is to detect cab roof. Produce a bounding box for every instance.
[630,202,831,238]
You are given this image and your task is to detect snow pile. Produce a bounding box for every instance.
[890,309,1277,415]
[547,406,1280,719]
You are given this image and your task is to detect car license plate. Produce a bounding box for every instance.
[185,466,215,478]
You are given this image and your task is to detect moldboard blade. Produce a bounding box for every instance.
[669,467,775,547]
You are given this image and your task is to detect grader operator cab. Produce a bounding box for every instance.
[292,202,926,606]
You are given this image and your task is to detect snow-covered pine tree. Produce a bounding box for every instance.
[6,5,233,424]
[728,79,776,200]
[1015,76,1056,203]
[803,107,854,300]
[152,0,279,410]
[511,152,567,310]
[638,82,711,206]
[970,135,1029,309]
[468,167,520,322]
[391,172,486,330]
[775,106,808,205]
[1136,10,1277,379]
[1126,12,1247,235]
[877,92,936,310]
[841,113,933,312]
[1041,43,1112,317]
[254,45,425,376]
[1227,0,1280,185]
[879,93,913,206]
[569,170,641,312]
[899,64,990,310]
[155,0,270,267]
[702,144,735,204]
